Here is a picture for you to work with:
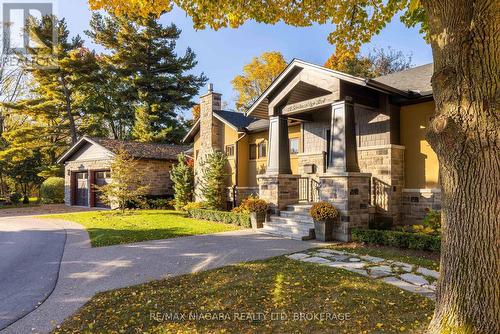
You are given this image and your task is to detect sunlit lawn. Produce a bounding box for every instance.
[44,210,241,247]
[53,256,434,334]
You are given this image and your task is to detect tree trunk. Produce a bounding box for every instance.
[422,1,499,333]
[59,75,78,144]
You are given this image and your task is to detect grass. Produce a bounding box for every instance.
[44,210,241,247]
[53,256,434,334]
[0,197,40,210]
[327,243,440,271]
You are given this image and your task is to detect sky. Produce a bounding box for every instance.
[58,0,433,116]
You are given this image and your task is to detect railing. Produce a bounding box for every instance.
[298,177,320,203]
[372,177,391,213]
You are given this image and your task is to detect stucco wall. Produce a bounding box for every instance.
[400,101,439,188]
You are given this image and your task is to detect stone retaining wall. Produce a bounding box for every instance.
[402,189,441,224]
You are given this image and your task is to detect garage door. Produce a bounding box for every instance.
[94,171,111,208]
[75,172,88,206]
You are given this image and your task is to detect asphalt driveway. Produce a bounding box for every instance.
[0,218,66,330]
[1,212,322,334]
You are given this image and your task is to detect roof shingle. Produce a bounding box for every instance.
[372,63,433,95]
[89,137,189,160]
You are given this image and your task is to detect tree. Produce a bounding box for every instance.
[170,152,194,210]
[232,51,287,112]
[325,47,412,78]
[191,104,200,121]
[198,151,229,210]
[87,13,207,143]
[97,149,151,212]
[89,1,500,332]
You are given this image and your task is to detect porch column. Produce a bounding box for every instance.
[266,115,292,175]
[328,100,360,172]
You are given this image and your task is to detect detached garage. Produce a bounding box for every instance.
[57,136,189,208]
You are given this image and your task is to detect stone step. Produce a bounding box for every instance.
[260,223,313,240]
[270,215,314,225]
[285,204,313,213]
[279,210,313,221]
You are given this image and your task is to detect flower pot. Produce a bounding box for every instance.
[314,219,334,242]
[250,212,266,229]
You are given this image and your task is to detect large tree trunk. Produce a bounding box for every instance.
[422,0,499,333]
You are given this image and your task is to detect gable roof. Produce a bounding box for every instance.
[372,63,433,95]
[58,136,189,163]
[245,58,410,118]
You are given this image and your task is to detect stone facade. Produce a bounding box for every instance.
[358,145,405,223]
[297,152,327,175]
[63,158,174,207]
[318,173,371,241]
[402,189,441,224]
[257,174,299,211]
[195,87,223,201]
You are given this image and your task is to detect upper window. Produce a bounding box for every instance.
[290,138,300,154]
[258,141,267,158]
[249,144,257,160]
[225,144,235,157]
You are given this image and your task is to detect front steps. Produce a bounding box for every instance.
[261,204,315,240]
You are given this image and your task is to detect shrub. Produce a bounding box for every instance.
[183,201,207,211]
[170,153,194,210]
[40,177,65,204]
[232,196,269,214]
[9,192,22,204]
[309,201,339,222]
[187,208,251,228]
[351,228,441,252]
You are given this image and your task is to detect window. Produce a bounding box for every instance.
[249,144,257,160]
[258,141,267,158]
[225,144,235,157]
[290,138,299,154]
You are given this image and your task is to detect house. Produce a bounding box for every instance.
[58,136,188,208]
[184,60,440,240]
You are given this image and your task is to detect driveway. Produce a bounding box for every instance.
[1,214,322,334]
[0,218,66,331]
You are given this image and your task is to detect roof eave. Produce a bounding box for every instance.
[182,119,200,143]
[57,136,115,164]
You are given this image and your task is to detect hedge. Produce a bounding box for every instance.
[187,209,251,228]
[351,228,441,252]
[40,177,65,204]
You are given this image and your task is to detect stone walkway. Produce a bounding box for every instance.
[287,248,439,299]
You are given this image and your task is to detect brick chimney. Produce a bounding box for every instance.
[199,83,222,154]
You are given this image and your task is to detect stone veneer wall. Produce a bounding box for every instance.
[298,152,327,175]
[402,189,441,224]
[319,173,371,241]
[358,145,405,223]
[64,158,174,206]
[225,186,259,206]
[257,175,299,211]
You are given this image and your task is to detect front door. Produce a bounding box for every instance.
[75,172,88,206]
[94,171,111,208]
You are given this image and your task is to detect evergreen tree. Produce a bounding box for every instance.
[170,152,194,210]
[87,13,207,143]
[199,152,229,210]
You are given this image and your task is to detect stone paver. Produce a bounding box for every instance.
[416,267,439,279]
[400,273,429,286]
[360,255,385,263]
[285,248,440,299]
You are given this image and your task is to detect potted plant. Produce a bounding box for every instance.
[236,196,269,229]
[309,201,339,241]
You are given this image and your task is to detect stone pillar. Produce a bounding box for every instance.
[257,174,299,212]
[319,172,371,241]
[266,115,292,175]
[328,101,360,172]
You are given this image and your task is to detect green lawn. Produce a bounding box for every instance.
[53,256,434,334]
[45,210,241,247]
